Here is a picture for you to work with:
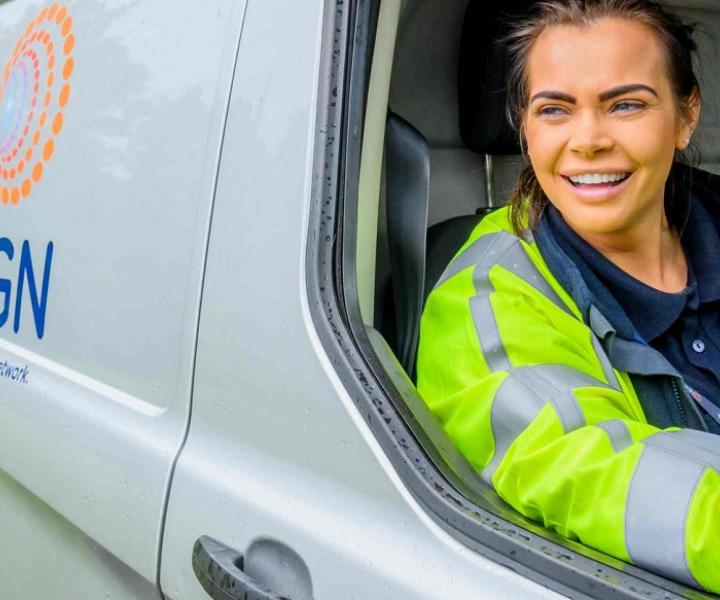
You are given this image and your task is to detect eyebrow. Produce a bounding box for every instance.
[530,83,660,105]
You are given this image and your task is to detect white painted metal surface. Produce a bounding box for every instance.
[0,1,245,597]
[159,1,563,598]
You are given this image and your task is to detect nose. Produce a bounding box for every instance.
[568,110,613,157]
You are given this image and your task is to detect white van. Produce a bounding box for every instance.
[1,1,718,599]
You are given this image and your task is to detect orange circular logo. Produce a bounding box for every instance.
[0,3,74,205]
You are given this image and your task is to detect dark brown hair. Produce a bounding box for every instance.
[503,0,701,234]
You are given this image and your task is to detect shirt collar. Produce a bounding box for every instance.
[546,205,693,343]
[681,195,720,303]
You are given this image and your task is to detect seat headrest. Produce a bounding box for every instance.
[458,0,536,155]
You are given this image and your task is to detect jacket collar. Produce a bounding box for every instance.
[535,213,679,377]
[545,204,702,343]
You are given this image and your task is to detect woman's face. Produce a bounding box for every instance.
[524,18,698,240]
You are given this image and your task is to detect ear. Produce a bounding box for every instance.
[677,87,701,151]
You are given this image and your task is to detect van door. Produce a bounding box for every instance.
[0,2,246,598]
[159,1,564,599]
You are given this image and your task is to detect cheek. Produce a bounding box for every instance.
[525,124,565,174]
[612,118,678,165]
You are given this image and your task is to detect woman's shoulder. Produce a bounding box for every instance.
[436,206,518,291]
[435,206,551,294]
[454,206,517,251]
[432,204,580,316]
[448,205,542,274]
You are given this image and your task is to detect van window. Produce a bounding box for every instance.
[306,0,720,598]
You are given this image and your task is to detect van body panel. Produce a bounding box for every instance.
[0,469,159,600]
[0,0,246,593]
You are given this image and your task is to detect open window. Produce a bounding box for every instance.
[307,0,720,597]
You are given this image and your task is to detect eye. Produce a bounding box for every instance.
[611,101,645,113]
[535,105,569,117]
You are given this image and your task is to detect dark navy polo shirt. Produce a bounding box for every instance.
[546,201,720,426]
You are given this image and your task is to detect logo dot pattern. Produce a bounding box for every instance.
[0,3,74,205]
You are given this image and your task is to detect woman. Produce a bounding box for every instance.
[416,0,720,593]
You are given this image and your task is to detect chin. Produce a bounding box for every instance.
[555,205,631,238]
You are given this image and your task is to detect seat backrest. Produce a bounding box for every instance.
[385,112,430,378]
[423,0,535,296]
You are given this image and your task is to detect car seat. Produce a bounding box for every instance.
[383,0,533,379]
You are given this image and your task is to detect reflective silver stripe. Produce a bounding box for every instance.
[463,234,517,372]
[676,428,720,457]
[490,239,570,315]
[434,231,571,316]
[512,363,609,393]
[595,420,632,453]
[591,332,621,390]
[437,232,574,375]
[482,364,607,484]
[624,428,720,586]
[469,294,511,372]
[645,430,720,473]
[434,233,511,291]
[482,369,546,484]
[626,439,704,588]
[466,236,513,373]
[556,390,585,433]
[511,367,589,432]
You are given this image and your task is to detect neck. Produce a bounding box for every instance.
[578,210,687,293]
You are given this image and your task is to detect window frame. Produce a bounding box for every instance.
[304,1,712,598]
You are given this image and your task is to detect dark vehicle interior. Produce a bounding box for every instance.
[346,0,720,597]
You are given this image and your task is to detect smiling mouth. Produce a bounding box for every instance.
[563,172,632,188]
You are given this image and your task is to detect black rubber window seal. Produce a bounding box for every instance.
[304,1,713,598]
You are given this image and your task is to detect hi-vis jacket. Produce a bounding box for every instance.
[416,196,720,593]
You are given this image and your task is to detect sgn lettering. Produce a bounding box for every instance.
[0,238,54,339]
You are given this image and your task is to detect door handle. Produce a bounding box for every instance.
[192,535,313,600]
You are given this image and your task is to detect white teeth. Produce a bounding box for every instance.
[568,172,629,184]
